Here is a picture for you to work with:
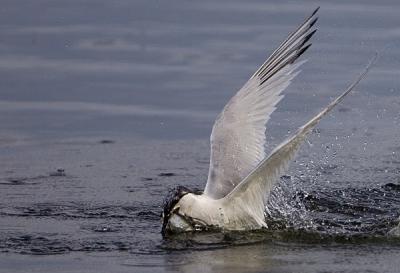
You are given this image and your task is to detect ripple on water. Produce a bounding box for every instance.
[1,177,400,255]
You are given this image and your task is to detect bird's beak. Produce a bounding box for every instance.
[161,210,193,237]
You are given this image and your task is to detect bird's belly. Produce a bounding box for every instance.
[188,207,265,231]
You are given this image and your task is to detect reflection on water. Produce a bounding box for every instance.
[0,0,400,272]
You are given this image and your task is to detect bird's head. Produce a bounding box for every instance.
[161,185,200,237]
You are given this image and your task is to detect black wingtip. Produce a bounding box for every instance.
[289,43,312,65]
[300,29,317,49]
[312,6,320,16]
[254,7,319,81]
[297,43,312,59]
[309,16,319,28]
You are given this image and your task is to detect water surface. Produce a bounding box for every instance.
[1,1,400,272]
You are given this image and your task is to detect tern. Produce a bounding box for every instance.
[161,7,376,236]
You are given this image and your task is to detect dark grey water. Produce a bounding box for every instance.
[1,0,400,272]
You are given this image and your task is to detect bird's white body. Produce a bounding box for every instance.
[161,7,376,235]
[170,193,266,232]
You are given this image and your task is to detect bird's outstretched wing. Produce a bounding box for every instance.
[204,8,319,199]
[222,54,378,217]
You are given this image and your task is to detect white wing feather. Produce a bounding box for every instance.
[204,8,319,199]
[222,54,378,220]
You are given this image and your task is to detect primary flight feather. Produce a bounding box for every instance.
[161,7,376,236]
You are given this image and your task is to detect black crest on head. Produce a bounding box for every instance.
[162,185,192,220]
[161,185,203,237]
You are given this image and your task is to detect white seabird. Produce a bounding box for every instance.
[161,7,376,236]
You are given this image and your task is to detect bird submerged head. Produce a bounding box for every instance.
[161,185,202,237]
[161,185,192,236]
